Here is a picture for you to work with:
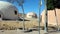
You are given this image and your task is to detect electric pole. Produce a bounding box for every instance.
[38,0,42,34]
[44,0,48,33]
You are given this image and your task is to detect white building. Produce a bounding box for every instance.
[0,1,18,20]
[26,12,37,18]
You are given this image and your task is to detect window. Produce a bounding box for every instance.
[14,11,17,15]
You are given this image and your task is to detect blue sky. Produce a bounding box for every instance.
[1,0,45,16]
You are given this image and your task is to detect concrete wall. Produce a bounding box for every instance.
[0,1,18,20]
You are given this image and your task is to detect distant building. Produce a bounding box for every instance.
[0,1,18,20]
[26,12,37,18]
[18,13,26,18]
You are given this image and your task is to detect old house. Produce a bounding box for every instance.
[26,12,37,18]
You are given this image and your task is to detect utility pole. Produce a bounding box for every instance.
[7,0,25,30]
[44,0,48,34]
[38,0,42,34]
[17,0,25,30]
[20,0,25,30]
[21,5,25,30]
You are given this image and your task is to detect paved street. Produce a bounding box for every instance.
[0,30,60,34]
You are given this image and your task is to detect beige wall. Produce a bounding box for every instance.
[41,8,60,26]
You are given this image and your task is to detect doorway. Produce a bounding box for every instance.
[0,14,1,18]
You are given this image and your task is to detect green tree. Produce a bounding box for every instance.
[47,0,60,10]
[47,0,54,10]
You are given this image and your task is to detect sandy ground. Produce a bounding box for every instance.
[0,18,60,34]
[0,19,56,30]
